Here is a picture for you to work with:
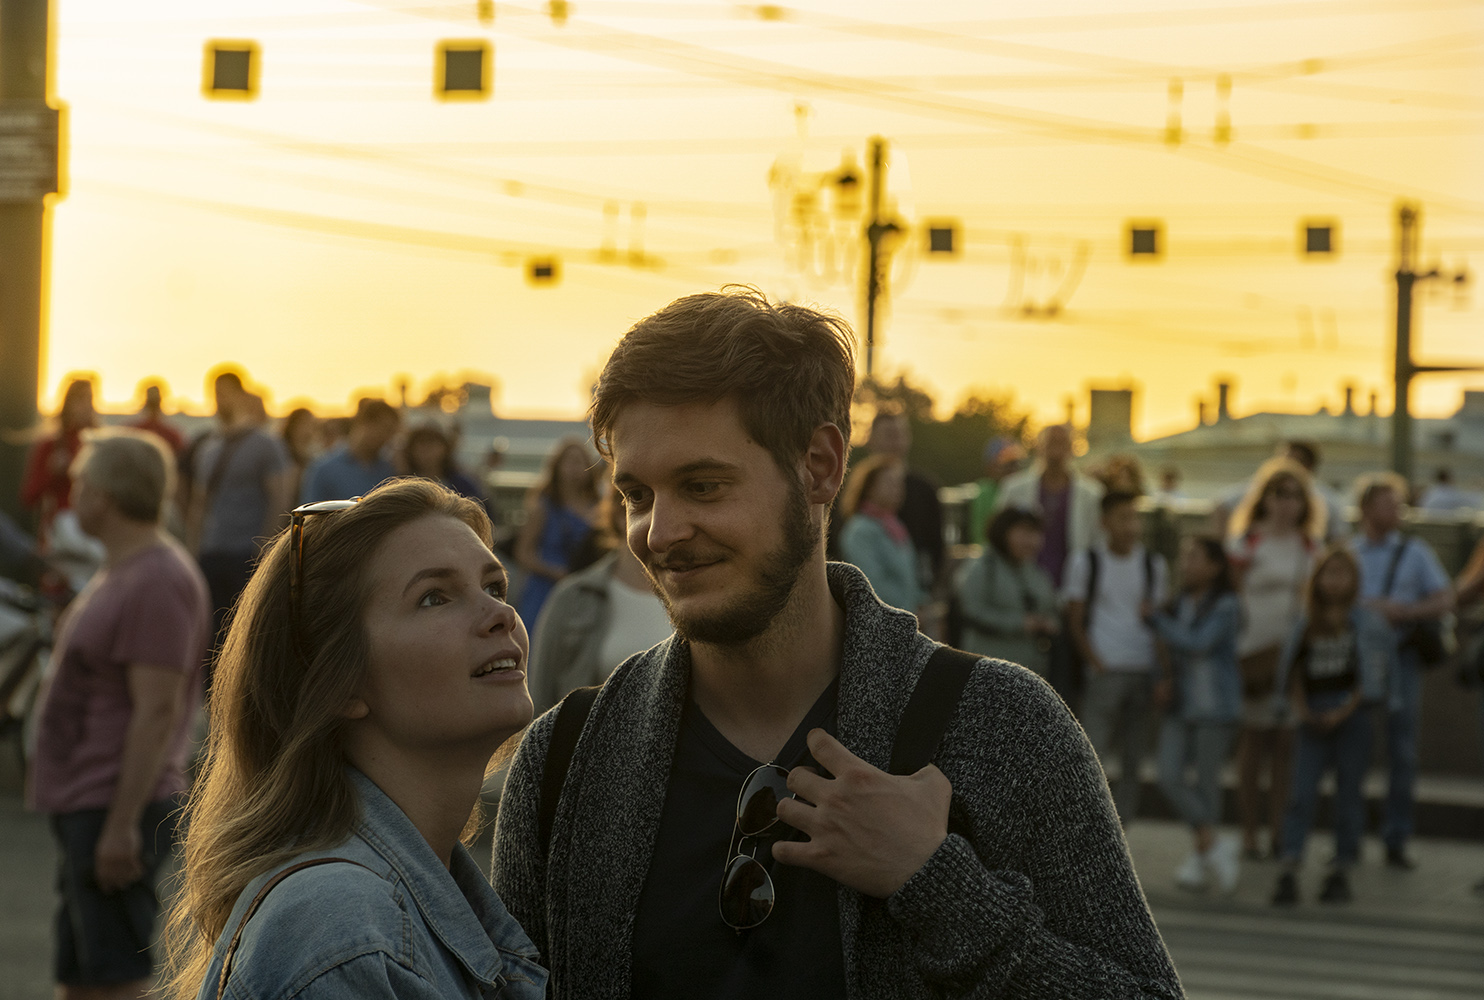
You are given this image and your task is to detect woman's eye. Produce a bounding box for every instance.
[485,581,509,600]
[418,590,449,608]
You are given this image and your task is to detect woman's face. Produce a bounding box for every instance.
[1261,475,1306,529]
[288,417,319,457]
[1315,556,1357,604]
[1178,539,1218,589]
[1006,523,1044,565]
[866,463,907,512]
[410,435,448,477]
[557,446,592,497]
[351,515,532,758]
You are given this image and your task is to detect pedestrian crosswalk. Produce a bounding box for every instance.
[1152,901,1484,1000]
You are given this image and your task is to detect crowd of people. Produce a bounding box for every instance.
[5,293,1484,1000]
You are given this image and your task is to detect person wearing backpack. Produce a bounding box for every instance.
[1063,491,1170,825]
[491,290,1183,1000]
[1349,474,1454,869]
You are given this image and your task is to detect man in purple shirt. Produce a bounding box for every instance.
[30,429,211,1000]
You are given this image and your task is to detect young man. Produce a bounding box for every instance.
[1350,474,1453,869]
[30,430,211,1000]
[1063,492,1170,825]
[298,397,401,503]
[492,289,1182,1000]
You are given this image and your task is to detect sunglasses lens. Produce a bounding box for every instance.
[737,764,791,837]
[719,855,774,930]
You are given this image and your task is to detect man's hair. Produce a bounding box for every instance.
[74,428,175,523]
[213,371,244,394]
[589,287,856,473]
[1356,471,1407,510]
[1285,440,1318,471]
[354,398,400,426]
[1100,490,1139,517]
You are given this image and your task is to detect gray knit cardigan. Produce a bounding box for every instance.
[491,562,1185,1000]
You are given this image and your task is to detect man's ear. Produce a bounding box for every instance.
[802,423,848,506]
[342,697,370,721]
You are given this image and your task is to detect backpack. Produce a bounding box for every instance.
[537,645,981,858]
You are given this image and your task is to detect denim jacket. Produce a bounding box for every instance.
[199,769,546,1000]
[1148,592,1243,723]
[1270,606,1395,716]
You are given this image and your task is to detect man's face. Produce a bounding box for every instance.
[1363,485,1402,533]
[870,415,910,459]
[611,399,819,646]
[70,468,110,539]
[1102,501,1142,550]
[1040,425,1073,466]
[361,415,400,454]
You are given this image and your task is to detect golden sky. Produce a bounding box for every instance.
[41,0,1484,439]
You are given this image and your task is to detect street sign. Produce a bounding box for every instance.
[0,100,61,203]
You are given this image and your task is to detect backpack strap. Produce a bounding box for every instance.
[889,646,981,775]
[1083,548,1101,629]
[538,684,601,860]
[217,857,370,1000]
[1143,549,1155,604]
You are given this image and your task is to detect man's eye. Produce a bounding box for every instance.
[623,489,650,507]
[689,481,721,497]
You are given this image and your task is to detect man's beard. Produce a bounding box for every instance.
[650,478,818,647]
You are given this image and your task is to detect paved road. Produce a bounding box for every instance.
[2,791,1481,1000]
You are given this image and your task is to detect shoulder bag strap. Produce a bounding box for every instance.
[889,646,981,775]
[216,857,370,1000]
[1084,548,1101,630]
[538,684,601,860]
[203,430,251,508]
[1382,534,1412,598]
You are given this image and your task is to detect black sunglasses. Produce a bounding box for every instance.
[288,499,360,627]
[719,763,793,932]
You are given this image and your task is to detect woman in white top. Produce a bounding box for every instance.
[1226,458,1327,858]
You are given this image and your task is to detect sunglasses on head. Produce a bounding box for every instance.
[288,498,360,629]
[719,763,794,933]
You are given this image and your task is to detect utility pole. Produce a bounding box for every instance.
[1390,202,1477,482]
[0,0,59,521]
[862,136,900,378]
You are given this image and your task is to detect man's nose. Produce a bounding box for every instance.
[641,495,691,554]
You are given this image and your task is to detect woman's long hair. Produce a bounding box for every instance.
[1226,457,1326,542]
[536,436,600,509]
[162,479,496,999]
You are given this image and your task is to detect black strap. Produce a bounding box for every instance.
[217,857,370,1000]
[1382,535,1413,598]
[203,429,252,508]
[538,685,601,860]
[1084,548,1156,630]
[890,646,981,775]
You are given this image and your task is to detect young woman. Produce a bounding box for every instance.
[514,438,600,626]
[1270,547,1392,906]
[1226,458,1325,859]
[1149,537,1244,893]
[953,506,1059,676]
[837,453,923,615]
[402,423,491,514]
[164,480,546,1000]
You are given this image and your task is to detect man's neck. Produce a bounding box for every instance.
[688,559,846,763]
[100,519,164,567]
[1107,540,1136,557]
[1363,522,1394,544]
[1040,464,1070,490]
[348,436,381,465]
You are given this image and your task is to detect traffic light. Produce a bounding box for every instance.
[203,41,259,99]
[1127,222,1162,259]
[437,41,491,100]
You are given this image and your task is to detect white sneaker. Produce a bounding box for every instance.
[1207,836,1242,895]
[1175,850,1208,891]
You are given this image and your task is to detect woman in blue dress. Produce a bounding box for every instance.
[515,438,600,626]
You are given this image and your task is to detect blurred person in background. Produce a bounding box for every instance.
[526,486,672,714]
[965,437,1026,547]
[299,398,400,504]
[29,429,210,1000]
[1148,537,1243,894]
[837,453,923,616]
[1153,466,1186,504]
[1350,473,1454,870]
[1218,441,1344,542]
[953,506,1058,676]
[514,437,601,626]
[1225,458,1325,859]
[401,423,490,514]
[129,382,184,455]
[22,377,99,548]
[1270,547,1392,906]
[278,407,320,505]
[186,370,292,677]
[865,412,944,595]
[1418,467,1478,512]
[1064,491,1169,824]
[1097,454,1147,497]
[1451,537,1484,893]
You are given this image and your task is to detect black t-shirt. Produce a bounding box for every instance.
[1298,630,1359,696]
[629,680,848,1000]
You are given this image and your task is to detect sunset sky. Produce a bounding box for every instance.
[39,0,1484,439]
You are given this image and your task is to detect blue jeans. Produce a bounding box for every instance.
[1157,719,1235,829]
[1382,659,1422,851]
[1279,692,1372,868]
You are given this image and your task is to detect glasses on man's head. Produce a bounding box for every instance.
[719,763,793,932]
[289,499,360,621]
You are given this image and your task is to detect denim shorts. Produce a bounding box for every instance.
[50,798,179,986]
